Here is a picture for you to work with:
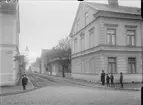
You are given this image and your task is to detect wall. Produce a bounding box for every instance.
[0,46,19,86]
[98,17,142,46]
[103,51,142,74]
[72,52,103,74]
[0,13,17,45]
[0,3,19,86]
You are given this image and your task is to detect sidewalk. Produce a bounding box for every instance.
[39,73,142,91]
[0,76,34,96]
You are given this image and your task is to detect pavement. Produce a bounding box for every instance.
[0,72,142,96]
[1,83,141,105]
[37,73,143,91]
[0,76,34,96]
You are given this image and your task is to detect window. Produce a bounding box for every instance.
[81,59,84,72]
[127,30,135,46]
[85,12,88,26]
[80,34,85,51]
[107,29,116,45]
[74,38,77,53]
[108,57,117,73]
[89,28,95,48]
[128,58,136,73]
[77,20,80,32]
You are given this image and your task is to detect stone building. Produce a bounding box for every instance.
[69,0,142,83]
[0,0,20,86]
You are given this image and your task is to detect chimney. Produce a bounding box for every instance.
[108,0,119,6]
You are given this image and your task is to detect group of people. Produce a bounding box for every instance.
[101,70,123,88]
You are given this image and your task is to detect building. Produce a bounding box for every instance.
[69,0,142,83]
[40,49,71,77]
[40,49,51,74]
[0,0,20,86]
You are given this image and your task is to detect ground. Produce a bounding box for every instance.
[0,73,141,105]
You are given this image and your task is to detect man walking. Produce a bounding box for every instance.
[101,70,105,85]
[106,74,110,87]
[110,73,114,87]
[22,74,28,90]
[120,72,123,88]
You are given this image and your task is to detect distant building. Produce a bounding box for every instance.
[69,0,142,83]
[40,49,71,77]
[40,49,51,74]
[0,0,20,86]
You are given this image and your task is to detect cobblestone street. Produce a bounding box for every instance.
[0,73,141,105]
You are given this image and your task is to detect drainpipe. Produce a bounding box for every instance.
[140,19,143,84]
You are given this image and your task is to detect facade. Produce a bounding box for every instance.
[49,58,71,77]
[0,0,20,86]
[70,0,143,83]
[40,49,51,74]
[40,49,71,77]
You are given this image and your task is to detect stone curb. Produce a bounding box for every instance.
[0,76,35,96]
[44,75,141,91]
[28,73,142,91]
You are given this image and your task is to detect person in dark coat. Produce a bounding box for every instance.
[101,70,105,85]
[22,74,28,90]
[110,73,114,87]
[120,72,123,88]
[106,74,110,87]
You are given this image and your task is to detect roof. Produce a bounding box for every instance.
[86,2,140,15]
[69,2,141,37]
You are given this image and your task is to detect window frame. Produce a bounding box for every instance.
[128,57,136,74]
[89,27,95,48]
[74,38,77,53]
[107,28,116,46]
[85,12,88,26]
[108,57,117,74]
[80,33,85,51]
[126,29,136,46]
[77,19,80,32]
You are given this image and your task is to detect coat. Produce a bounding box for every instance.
[101,72,105,82]
[22,76,28,86]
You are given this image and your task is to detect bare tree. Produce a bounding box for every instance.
[54,36,71,77]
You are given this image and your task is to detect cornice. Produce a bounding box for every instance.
[72,45,142,58]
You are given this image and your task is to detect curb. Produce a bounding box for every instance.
[47,75,141,91]
[27,73,142,92]
[0,76,35,96]
[0,88,36,96]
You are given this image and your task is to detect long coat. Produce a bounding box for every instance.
[22,76,28,86]
[101,73,105,82]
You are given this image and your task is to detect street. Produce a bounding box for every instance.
[0,73,141,105]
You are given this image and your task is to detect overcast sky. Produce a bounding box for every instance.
[19,0,141,63]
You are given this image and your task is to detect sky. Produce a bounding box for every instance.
[19,0,141,63]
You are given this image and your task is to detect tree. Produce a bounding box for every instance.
[53,36,71,77]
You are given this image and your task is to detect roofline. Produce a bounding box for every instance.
[86,2,140,15]
[70,14,142,38]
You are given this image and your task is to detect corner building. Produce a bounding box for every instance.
[0,0,20,86]
[69,0,143,83]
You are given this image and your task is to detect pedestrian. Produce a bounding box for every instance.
[101,70,105,85]
[22,74,28,90]
[120,72,123,88]
[110,73,114,87]
[106,74,110,87]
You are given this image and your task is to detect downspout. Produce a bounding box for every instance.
[140,19,143,84]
